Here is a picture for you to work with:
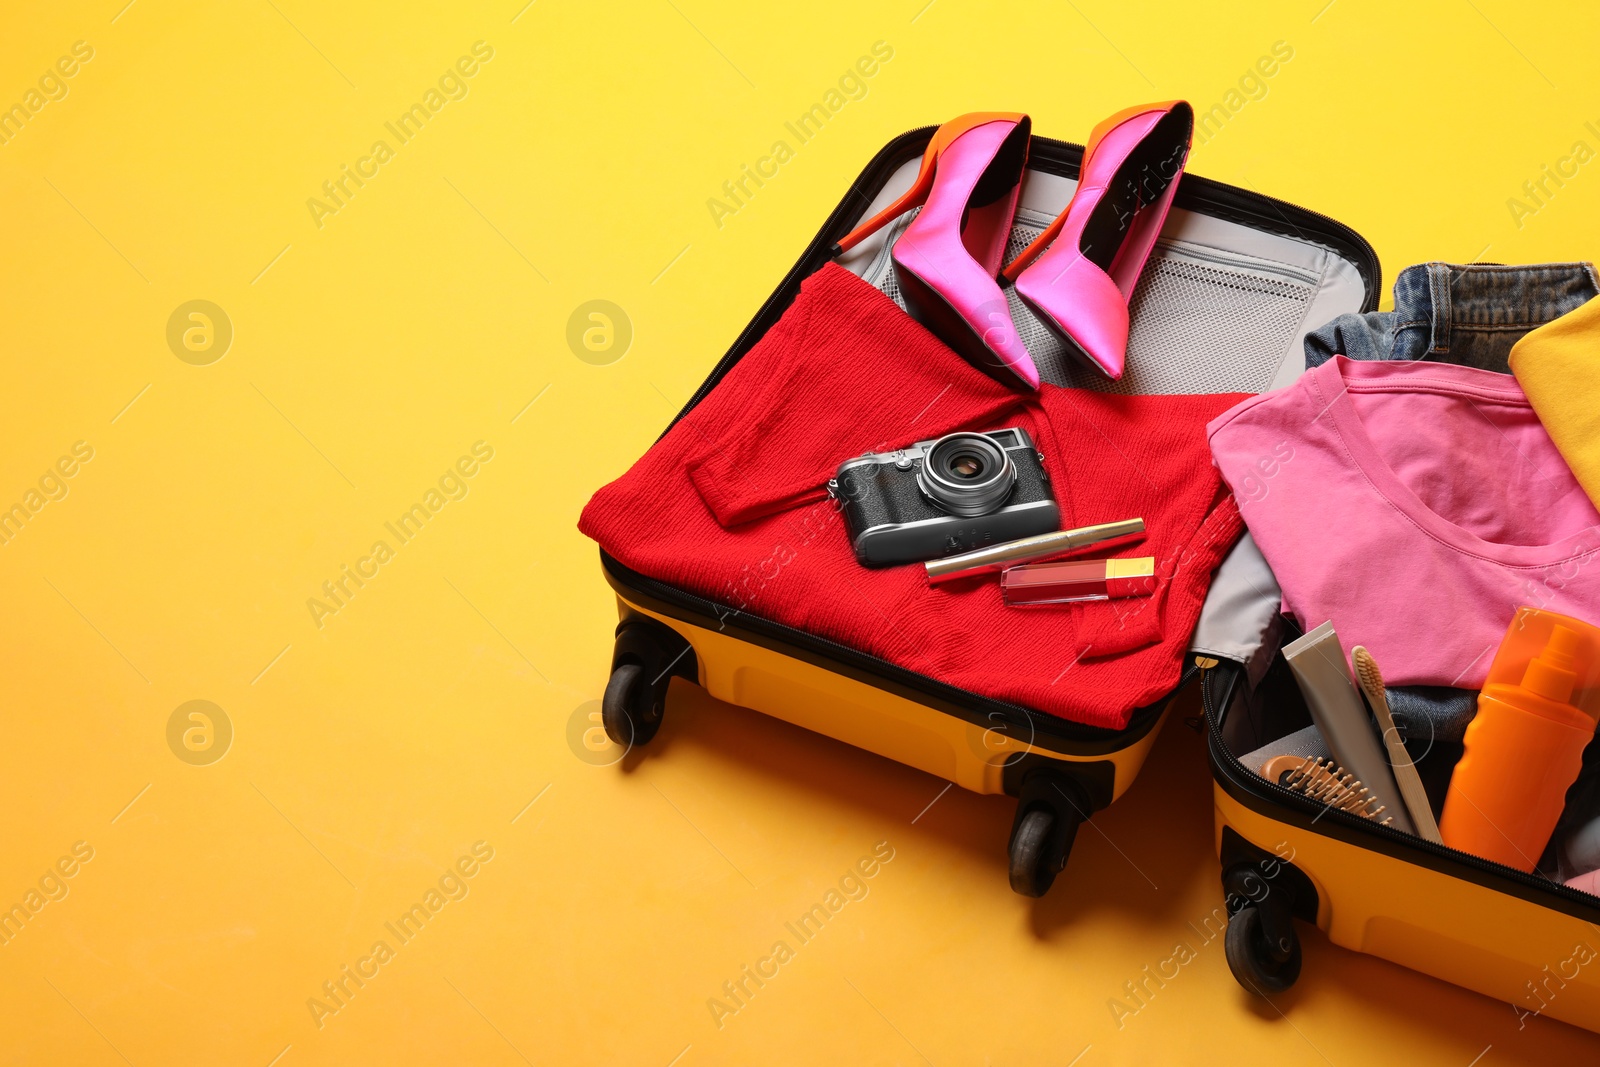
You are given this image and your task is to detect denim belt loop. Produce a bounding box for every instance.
[1427,262,1453,354]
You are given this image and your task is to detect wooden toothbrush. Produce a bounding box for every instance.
[1351,645,1444,843]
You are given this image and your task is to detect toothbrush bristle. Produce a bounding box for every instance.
[1353,645,1386,699]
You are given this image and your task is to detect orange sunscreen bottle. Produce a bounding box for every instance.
[1440,608,1600,871]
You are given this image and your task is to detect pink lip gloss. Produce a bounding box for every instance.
[1001,557,1156,606]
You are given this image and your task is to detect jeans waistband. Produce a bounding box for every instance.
[1401,262,1600,349]
[1304,261,1600,372]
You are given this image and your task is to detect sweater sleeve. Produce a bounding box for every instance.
[683,263,1025,527]
[1075,489,1243,658]
[1034,386,1248,660]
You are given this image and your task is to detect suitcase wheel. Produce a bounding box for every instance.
[1224,903,1302,994]
[1006,782,1086,898]
[1009,808,1063,896]
[601,616,695,752]
[602,662,663,749]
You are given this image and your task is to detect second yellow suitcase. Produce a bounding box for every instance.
[1203,643,1600,1033]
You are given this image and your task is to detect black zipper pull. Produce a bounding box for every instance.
[1183,655,1219,731]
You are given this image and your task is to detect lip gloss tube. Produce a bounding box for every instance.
[1001,557,1156,606]
[924,518,1145,585]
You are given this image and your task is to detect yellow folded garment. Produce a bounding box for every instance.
[1510,296,1600,509]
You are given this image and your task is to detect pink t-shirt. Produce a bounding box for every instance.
[1208,356,1600,687]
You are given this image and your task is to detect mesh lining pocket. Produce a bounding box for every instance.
[863,210,1320,396]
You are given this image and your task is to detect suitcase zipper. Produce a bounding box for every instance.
[602,549,1177,751]
[1196,657,1600,915]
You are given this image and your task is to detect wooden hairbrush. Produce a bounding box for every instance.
[1260,754,1394,824]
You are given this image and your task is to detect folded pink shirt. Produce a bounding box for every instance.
[1208,356,1600,688]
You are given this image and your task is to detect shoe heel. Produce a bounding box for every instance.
[1002,100,1190,282]
[836,111,1028,253]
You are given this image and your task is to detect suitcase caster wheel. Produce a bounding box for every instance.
[602,662,663,749]
[1007,771,1089,897]
[1008,807,1069,897]
[1225,905,1302,994]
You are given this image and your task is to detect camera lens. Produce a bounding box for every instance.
[916,432,1016,517]
[951,454,985,478]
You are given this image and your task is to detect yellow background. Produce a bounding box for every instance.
[2,0,1598,1063]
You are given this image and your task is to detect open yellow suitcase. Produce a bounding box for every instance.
[595,124,1380,896]
[1202,618,1600,1031]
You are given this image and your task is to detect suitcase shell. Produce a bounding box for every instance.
[1203,643,1600,1032]
[598,126,1380,896]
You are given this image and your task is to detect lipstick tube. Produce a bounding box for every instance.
[1001,557,1156,606]
[924,518,1145,585]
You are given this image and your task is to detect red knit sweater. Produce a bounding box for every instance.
[581,264,1246,729]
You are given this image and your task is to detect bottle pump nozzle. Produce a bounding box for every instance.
[1523,624,1581,706]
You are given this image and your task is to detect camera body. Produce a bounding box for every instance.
[829,427,1059,566]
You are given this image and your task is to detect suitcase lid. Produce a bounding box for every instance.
[660,126,1379,435]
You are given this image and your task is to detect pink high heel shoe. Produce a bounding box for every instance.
[1003,101,1194,380]
[836,112,1039,391]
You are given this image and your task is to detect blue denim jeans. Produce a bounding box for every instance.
[1305,261,1599,373]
